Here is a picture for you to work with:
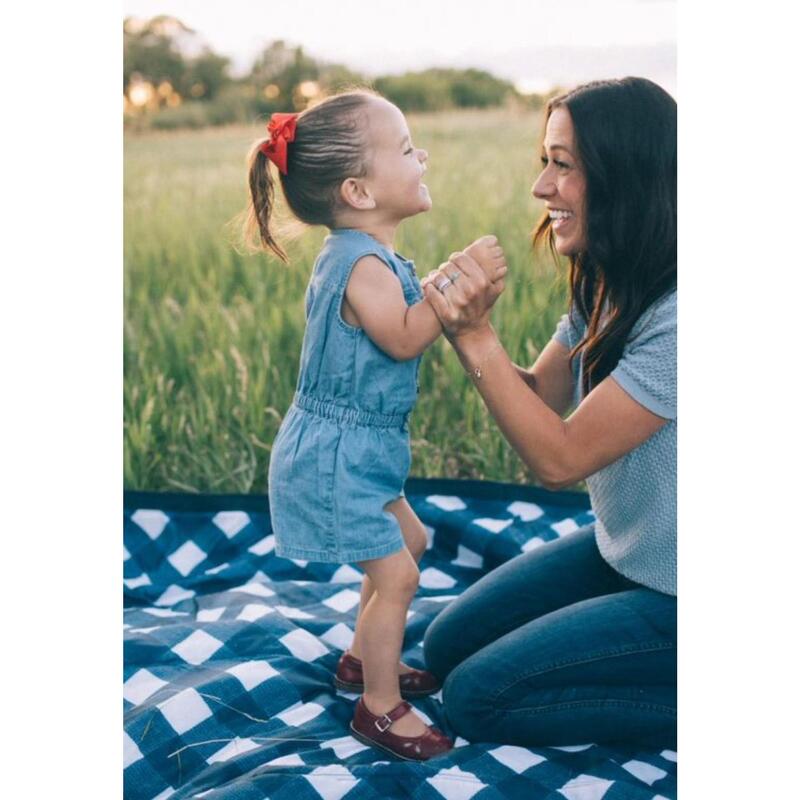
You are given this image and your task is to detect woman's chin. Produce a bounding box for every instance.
[554,235,582,257]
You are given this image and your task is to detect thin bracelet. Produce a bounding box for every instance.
[469,340,504,381]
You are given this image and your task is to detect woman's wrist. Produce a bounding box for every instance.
[450,325,501,372]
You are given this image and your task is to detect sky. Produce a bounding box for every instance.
[122,0,676,95]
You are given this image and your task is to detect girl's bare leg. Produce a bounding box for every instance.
[349,497,428,672]
[356,546,430,737]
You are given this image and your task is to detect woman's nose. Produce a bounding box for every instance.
[418,149,428,163]
[532,171,553,199]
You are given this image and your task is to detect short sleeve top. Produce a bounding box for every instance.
[553,290,677,595]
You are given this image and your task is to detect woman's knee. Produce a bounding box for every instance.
[441,664,490,742]
[423,604,462,679]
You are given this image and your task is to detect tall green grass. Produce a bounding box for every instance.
[124,109,571,493]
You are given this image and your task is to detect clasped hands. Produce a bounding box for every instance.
[420,234,508,338]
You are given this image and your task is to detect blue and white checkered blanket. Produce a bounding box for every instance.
[124,479,677,800]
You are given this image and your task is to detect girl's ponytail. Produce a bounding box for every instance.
[241,90,377,263]
[245,143,288,263]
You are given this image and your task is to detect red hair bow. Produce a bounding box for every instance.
[260,112,298,175]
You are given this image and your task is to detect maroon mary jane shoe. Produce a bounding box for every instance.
[334,651,440,697]
[350,697,453,761]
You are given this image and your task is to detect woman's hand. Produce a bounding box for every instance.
[422,252,507,341]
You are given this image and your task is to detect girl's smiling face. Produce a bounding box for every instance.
[532,106,587,256]
[363,98,431,220]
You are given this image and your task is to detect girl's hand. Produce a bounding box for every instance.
[420,244,506,290]
[420,271,440,291]
[463,235,507,282]
[422,251,507,341]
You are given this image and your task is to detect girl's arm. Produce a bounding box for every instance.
[344,255,443,361]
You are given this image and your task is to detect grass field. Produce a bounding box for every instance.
[124,108,573,493]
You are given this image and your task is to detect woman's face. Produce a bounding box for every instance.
[532,106,587,256]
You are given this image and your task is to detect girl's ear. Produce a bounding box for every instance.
[340,177,376,211]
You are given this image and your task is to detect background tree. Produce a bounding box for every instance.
[375,68,517,112]
[248,41,322,113]
[123,15,192,95]
[181,48,231,100]
[124,16,530,130]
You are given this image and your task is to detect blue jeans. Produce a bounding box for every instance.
[423,525,676,748]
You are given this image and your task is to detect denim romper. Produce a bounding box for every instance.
[268,229,424,563]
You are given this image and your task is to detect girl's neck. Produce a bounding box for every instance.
[333,212,399,250]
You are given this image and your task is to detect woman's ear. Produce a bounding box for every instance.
[340,177,376,211]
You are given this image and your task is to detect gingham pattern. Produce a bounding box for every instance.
[124,479,677,800]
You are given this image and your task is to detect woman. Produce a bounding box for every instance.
[420,77,677,748]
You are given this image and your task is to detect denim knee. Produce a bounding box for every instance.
[441,664,489,742]
[422,613,450,681]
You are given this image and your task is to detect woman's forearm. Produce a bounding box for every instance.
[513,363,538,393]
[451,328,575,489]
[513,359,575,416]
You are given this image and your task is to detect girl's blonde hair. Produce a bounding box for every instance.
[244,89,380,262]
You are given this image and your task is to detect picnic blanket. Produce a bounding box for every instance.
[124,479,677,800]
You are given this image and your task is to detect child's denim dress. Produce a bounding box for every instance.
[268,229,424,563]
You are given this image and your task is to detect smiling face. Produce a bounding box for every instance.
[532,106,587,256]
[362,98,431,221]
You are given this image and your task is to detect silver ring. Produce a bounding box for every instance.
[436,277,453,292]
[448,270,461,283]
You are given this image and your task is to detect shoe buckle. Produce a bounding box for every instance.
[375,714,393,733]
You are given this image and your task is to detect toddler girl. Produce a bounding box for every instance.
[246,90,506,761]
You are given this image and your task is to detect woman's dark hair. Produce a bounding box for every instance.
[533,77,677,396]
[245,89,379,262]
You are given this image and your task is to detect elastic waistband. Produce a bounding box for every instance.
[293,393,409,429]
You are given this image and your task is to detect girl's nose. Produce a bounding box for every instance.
[418,149,428,163]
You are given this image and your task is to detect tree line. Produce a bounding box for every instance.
[124,15,544,130]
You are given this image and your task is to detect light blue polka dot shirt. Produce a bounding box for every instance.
[553,290,677,596]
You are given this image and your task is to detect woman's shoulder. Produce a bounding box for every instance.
[649,287,677,314]
[631,288,676,339]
